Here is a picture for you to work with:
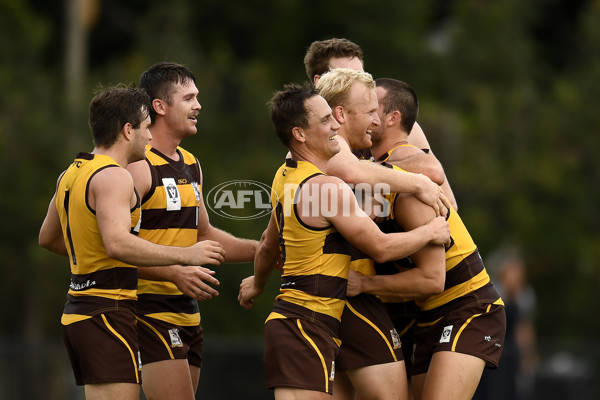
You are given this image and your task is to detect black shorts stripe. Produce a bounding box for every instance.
[64,296,137,315]
[280,274,347,300]
[70,267,138,292]
[136,293,199,315]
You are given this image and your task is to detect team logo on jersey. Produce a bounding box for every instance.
[440,325,453,343]
[391,328,402,349]
[168,328,183,347]
[162,178,181,211]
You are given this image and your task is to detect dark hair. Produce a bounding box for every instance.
[303,38,363,82]
[139,62,196,122]
[89,85,151,148]
[268,82,319,148]
[375,78,419,134]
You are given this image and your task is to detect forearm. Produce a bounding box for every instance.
[253,243,278,290]
[360,264,442,298]
[390,154,445,185]
[138,265,177,281]
[105,234,191,266]
[198,226,257,263]
[375,225,433,263]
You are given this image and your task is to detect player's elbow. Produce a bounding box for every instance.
[422,271,445,295]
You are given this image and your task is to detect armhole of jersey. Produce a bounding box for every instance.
[142,157,157,204]
[85,164,119,215]
[132,188,141,212]
[293,173,331,232]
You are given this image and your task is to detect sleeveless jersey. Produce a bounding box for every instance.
[56,152,141,326]
[377,147,501,311]
[136,146,203,326]
[266,159,351,333]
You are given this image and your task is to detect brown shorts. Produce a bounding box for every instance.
[62,310,141,386]
[411,293,506,375]
[337,294,404,371]
[136,315,203,367]
[384,300,419,375]
[264,316,340,394]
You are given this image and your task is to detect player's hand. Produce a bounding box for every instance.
[415,175,449,217]
[187,240,226,266]
[426,216,451,246]
[171,265,220,301]
[238,276,263,309]
[346,269,364,297]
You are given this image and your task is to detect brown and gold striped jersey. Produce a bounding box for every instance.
[56,152,141,326]
[266,159,351,328]
[136,145,202,326]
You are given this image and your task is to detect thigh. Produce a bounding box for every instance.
[84,382,140,400]
[141,359,195,400]
[347,362,408,400]
[62,311,140,386]
[420,351,485,400]
[275,387,332,400]
[264,317,340,395]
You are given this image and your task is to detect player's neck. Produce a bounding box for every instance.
[147,127,182,161]
[371,132,408,160]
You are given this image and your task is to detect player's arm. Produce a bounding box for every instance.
[92,167,225,266]
[238,212,281,309]
[195,164,258,263]
[303,175,450,263]
[326,140,448,216]
[39,191,68,257]
[348,193,446,298]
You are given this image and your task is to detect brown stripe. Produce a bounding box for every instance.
[272,299,341,336]
[281,274,347,300]
[137,293,199,315]
[323,232,350,255]
[140,206,198,230]
[444,250,484,290]
[70,267,138,292]
[348,244,369,261]
[64,296,137,314]
[418,282,501,323]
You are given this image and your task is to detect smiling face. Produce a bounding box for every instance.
[129,112,152,162]
[369,86,390,145]
[162,81,202,139]
[343,82,380,150]
[303,95,341,160]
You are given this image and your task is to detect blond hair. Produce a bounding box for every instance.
[316,68,375,111]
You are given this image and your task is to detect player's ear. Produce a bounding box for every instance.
[389,110,401,127]
[121,122,133,141]
[292,127,305,143]
[333,106,345,124]
[152,98,166,116]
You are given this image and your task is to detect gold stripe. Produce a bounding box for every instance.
[345,300,397,360]
[418,269,490,310]
[297,319,329,392]
[265,312,286,323]
[67,288,137,300]
[143,312,200,326]
[101,314,139,383]
[397,319,415,337]
[61,314,92,325]
[416,316,443,328]
[277,291,345,321]
[451,304,492,351]
[136,316,174,359]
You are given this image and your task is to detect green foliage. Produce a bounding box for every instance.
[2,0,598,346]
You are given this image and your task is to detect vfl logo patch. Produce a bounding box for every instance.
[191,182,201,202]
[329,361,335,381]
[168,328,183,348]
[440,325,453,343]
[163,178,181,211]
[391,328,402,349]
